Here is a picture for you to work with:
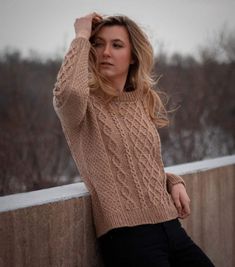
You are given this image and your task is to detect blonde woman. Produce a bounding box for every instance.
[53,13,214,267]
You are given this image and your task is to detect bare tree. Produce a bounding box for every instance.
[155,28,235,165]
[0,52,78,196]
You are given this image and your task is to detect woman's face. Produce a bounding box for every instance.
[93,25,133,89]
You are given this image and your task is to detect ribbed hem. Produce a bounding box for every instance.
[166,172,186,189]
[95,202,178,238]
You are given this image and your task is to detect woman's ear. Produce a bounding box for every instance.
[130,53,136,65]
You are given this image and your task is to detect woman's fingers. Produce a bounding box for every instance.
[92,12,103,20]
[174,193,182,214]
[178,193,191,219]
[170,183,191,219]
[74,12,103,39]
[91,13,103,31]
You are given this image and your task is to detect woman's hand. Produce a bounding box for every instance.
[74,12,102,39]
[170,183,191,219]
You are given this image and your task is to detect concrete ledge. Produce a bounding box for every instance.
[1,154,234,213]
[0,182,89,213]
[165,154,235,175]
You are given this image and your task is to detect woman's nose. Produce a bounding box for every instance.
[103,44,111,57]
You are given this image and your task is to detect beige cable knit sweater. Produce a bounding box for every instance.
[53,37,185,238]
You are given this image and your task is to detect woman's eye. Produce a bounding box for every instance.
[113,43,123,48]
[93,42,103,47]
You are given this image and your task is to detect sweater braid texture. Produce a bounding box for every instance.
[53,37,185,237]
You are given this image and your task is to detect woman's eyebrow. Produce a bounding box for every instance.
[112,39,124,43]
[95,36,125,43]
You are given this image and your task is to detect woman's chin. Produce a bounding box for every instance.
[100,70,114,80]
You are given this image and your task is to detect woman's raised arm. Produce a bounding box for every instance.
[53,13,102,127]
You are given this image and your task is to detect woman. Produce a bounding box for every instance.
[53,13,214,267]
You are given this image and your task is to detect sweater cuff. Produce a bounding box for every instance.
[166,172,186,192]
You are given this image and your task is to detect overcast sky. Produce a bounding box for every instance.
[0,0,235,59]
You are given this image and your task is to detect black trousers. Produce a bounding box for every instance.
[98,219,215,267]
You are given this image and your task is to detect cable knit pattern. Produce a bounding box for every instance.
[92,101,137,211]
[53,37,186,237]
[120,102,164,204]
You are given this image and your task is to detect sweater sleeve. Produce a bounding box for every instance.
[53,37,91,128]
[166,172,186,192]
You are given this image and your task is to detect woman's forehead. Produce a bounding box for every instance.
[95,25,130,41]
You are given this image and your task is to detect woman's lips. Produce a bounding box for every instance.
[100,62,113,66]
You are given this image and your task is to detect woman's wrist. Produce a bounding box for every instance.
[75,31,90,39]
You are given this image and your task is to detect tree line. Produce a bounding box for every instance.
[0,31,234,196]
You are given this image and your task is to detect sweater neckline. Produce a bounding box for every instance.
[113,88,143,102]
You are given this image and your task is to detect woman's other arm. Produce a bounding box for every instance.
[166,172,190,219]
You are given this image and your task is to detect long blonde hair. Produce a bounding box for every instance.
[89,15,169,128]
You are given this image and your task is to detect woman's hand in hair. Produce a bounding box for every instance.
[74,12,102,39]
[170,183,191,219]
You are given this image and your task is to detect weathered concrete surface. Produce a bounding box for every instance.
[0,161,234,267]
[0,196,103,267]
[181,164,235,267]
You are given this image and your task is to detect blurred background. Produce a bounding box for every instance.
[0,0,235,196]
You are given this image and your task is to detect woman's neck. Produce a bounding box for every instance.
[109,75,128,93]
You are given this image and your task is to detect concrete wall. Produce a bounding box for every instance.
[181,164,235,267]
[0,155,234,267]
[0,196,103,267]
